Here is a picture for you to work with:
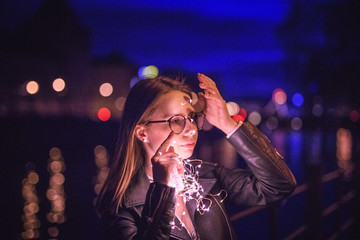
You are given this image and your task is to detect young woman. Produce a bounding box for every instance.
[97,73,296,239]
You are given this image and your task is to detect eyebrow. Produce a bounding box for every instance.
[162,108,195,119]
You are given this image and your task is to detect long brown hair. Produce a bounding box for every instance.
[98,76,191,212]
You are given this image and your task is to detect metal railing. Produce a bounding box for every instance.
[230,169,357,240]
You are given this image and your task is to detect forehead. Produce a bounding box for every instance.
[155,90,193,117]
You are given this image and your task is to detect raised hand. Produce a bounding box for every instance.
[197,73,237,134]
[151,131,183,186]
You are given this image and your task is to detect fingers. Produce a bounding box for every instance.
[199,84,218,97]
[153,134,181,165]
[198,73,220,99]
[197,73,216,87]
[198,92,206,110]
[155,131,175,156]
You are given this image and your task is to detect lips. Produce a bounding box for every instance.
[179,142,196,148]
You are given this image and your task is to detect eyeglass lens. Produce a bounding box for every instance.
[169,113,204,134]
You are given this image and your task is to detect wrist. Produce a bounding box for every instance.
[219,118,238,135]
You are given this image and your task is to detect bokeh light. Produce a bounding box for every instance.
[266,116,279,130]
[272,88,287,105]
[238,108,247,121]
[47,147,66,227]
[21,170,40,239]
[27,172,39,185]
[130,77,140,88]
[336,128,353,174]
[49,147,62,161]
[115,97,126,111]
[350,110,359,122]
[226,102,239,116]
[248,111,262,126]
[291,117,303,131]
[48,226,59,237]
[312,104,323,117]
[93,145,109,201]
[99,83,113,97]
[26,81,39,95]
[138,65,159,79]
[98,107,111,121]
[292,93,304,107]
[52,78,65,92]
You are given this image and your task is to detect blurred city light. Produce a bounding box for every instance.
[52,78,66,92]
[336,128,353,175]
[115,97,126,111]
[99,83,113,97]
[350,110,359,122]
[248,111,262,126]
[292,93,304,107]
[138,65,159,79]
[312,103,323,117]
[238,108,247,120]
[21,170,40,239]
[291,117,303,131]
[47,147,66,227]
[93,145,109,203]
[98,107,111,121]
[272,88,287,105]
[48,226,59,238]
[266,116,279,130]
[226,101,239,116]
[130,76,140,88]
[26,81,39,95]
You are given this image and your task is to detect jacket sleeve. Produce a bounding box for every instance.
[101,183,176,240]
[216,121,297,206]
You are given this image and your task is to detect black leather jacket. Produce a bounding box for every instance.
[99,121,296,239]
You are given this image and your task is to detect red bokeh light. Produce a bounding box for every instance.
[232,108,247,122]
[350,110,359,122]
[98,107,111,121]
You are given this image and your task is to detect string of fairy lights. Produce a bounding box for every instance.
[170,159,228,231]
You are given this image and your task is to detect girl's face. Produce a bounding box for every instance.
[142,90,199,160]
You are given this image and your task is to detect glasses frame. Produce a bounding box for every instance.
[145,111,205,134]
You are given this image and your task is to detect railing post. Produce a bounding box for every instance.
[268,201,280,240]
[352,142,360,239]
[304,163,323,239]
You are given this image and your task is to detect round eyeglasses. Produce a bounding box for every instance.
[145,112,205,134]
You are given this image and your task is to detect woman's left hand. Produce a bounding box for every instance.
[197,73,238,134]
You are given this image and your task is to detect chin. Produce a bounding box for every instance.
[179,150,194,159]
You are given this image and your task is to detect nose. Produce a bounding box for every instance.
[183,117,197,136]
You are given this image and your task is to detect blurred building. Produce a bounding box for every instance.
[0,0,137,120]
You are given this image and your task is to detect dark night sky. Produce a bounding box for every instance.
[1,0,294,99]
[1,0,359,103]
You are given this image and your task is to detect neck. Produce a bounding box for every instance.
[144,154,153,178]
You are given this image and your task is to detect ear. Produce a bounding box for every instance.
[134,124,147,142]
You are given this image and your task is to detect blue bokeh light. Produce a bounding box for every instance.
[292,93,304,107]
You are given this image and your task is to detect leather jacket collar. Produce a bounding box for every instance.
[123,167,150,208]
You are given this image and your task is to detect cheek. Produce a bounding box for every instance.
[146,127,171,152]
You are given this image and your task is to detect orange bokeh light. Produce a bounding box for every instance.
[272,88,287,105]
